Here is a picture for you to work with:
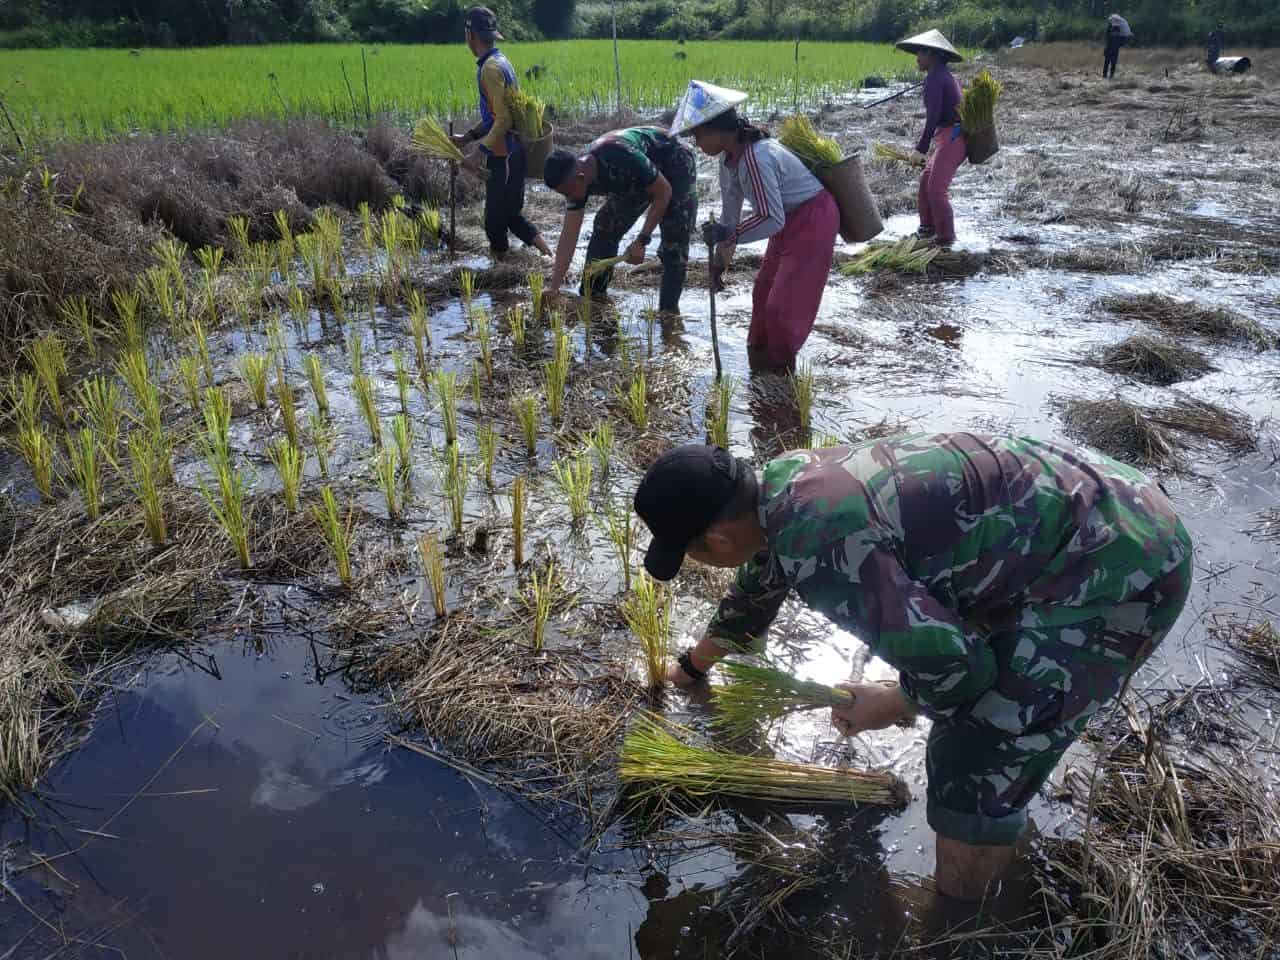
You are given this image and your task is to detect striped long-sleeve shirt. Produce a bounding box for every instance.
[719,139,824,245]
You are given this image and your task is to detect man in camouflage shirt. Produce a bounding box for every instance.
[633,435,1193,899]
[542,127,698,312]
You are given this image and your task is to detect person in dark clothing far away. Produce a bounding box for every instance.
[452,7,552,259]
[1206,21,1225,73]
[1103,13,1131,78]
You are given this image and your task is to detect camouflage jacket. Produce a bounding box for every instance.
[707,434,1182,718]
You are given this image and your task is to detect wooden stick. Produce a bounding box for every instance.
[448,120,458,259]
[361,47,372,122]
[862,81,923,110]
[0,93,24,152]
[340,61,359,126]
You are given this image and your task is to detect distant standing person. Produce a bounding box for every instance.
[1103,14,1132,78]
[670,80,840,372]
[1206,21,1225,73]
[542,128,698,313]
[452,7,552,260]
[897,30,965,248]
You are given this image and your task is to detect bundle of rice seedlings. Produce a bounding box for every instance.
[474,309,494,381]
[268,438,304,514]
[709,375,737,449]
[586,421,615,476]
[352,373,382,447]
[778,115,842,172]
[202,386,233,467]
[1061,398,1180,469]
[111,289,145,353]
[393,349,412,415]
[430,369,459,445]
[309,412,334,479]
[417,533,448,619]
[176,353,203,414]
[617,369,648,430]
[226,214,251,257]
[583,255,626,286]
[508,303,528,351]
[478,422,499,488]
[513,393,539,455]
[508,87,547,140]
[527,562,557,652]
[620,713,907,806]
[391,413,414,477]
[1148,398,1256,453]
[303,353,329,415]
[375,446,401,521]
[459,269,476,309]
[74,376,124,461]
[200,451,252,570]
[1096,335,1213,386]
[127,431,168,546]
[470,359,484,412]
[791,363,815,447]
[711,661,853,738]
[276,377,300,449]
[839,236,939,276]
[312,486,354,586]
[116,349,163,439]
[147,267,177,326]
[14,424,54,499]
[543,355,569,423]
[528,272,545,319]
[872,143,920,165]
[602,498,635,592]
[622,574,671,688]
[348,330,365,376]
[27,334,67,424]
[420,207,443,246]
[58,296,97,359]
[408,290,432,373]
[1101,294,1277,349]
[959,68,1002,136]
[239,353,272,410]
[67,427,102,520]
[412,116,467,164]
[442,444,468,537]
[552,453,593,523]
[511,475,526,568]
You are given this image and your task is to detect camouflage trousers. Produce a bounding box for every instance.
[925,515,1194,846]
[582,147,697,312]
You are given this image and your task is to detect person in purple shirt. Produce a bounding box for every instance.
[896,30,965,247]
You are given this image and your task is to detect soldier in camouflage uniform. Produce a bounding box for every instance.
[633,434,1193,899]
[543,127,698,313]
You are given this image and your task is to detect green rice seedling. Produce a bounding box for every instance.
[622,573,672,688]
[298,233,327,291]
[393,350,411,415]
[312,486,354,586]
[791,362,815,446]
[528,271,545,319]
[576,295,593,350]
[314,210,344,275]
[153,236,187,289]
[196,245,225,323]
[188,312,214,383]
[474,309,493,381]
[348,329,364,375]
[226,214,251,257]
[358,202,375,253]
[778,114,842,171]
[586,421,615,477]
[429,369,459,446]
[839,236,938,276]
[248,242,275,292]
[276,376,300,448]
[542,360,567,424]
[308,412,334,478]
[403,218,424,262]
[408,289,431,371]
[507,303,527,351]
[959,68,1002,138]
[74,376,124,460]
[375,445,401,521]
[265,314,288,365]
[513,393,539,456]
[238,352,272,410]
[511,474,526,568]
[303,353,328,415]
[470,360,484,411]
[552,453,593,524]
[477,421,499,489]
[420,207,442,246]
[619,713,906,806]
[58,296,97,359]
[442,443,469,537]
[14,424,54,499]
[326,278,347,325]
[392,413,414,477]
[412,116,468,164]
[582,255,626,288]
[526,562,557,652]
[176,353,203,413]
[618,369,649,430]
[872,143,919,165]
[67,427,102,520]
[274,209,295,269]
[147,267,177,326]
[288,284,307,323]
[417,532,448,619]
[459,269,476,312]
[202,386,233,467]
[712,661,854,739]
[379,207,402,258]
[507,86,547,139]
[127,431,168,546]
[602,498,636,592]
[710,375,738,449]
[111,288,144,353]
[8,373,41,435]
[200,456,252,570]
[817,433,843,448]
[116,349,162,438]
[351,373,382,447]
[268,438,304,514]
[26,333,67,424]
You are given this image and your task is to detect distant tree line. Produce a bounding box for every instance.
[1,0,1276,48]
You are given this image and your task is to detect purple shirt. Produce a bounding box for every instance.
[918,63,962,154]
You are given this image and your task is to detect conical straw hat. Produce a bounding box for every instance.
[670,80,749,137]
[896,29,963,63]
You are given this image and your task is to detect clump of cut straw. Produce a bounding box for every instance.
[1061,398,1180,469]
[711,661,852,738]
[412,116,467,164]
[840,236,938,276]
[1101,293,1277,349]
[778,115,842,171]
[1096,335,1212,387]
[622,574,671,688]
[620,713,907,806]
[1210,614,1280,687]
[959,69,1002,136]
[312,486,355,586]
[872,143,920,165]
[1148,398,1256,453]
[552,453,593,524]
[508,87,548,140]
[417,533,448,619]
[514,393,540,456]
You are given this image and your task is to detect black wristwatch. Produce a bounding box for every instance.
[677,650,708,682]
[636,233,652,245]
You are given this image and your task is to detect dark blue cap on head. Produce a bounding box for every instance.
[634,445,741,581]
[465,6,504,40]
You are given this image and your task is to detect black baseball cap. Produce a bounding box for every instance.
[634,444,743,582]
[465,6,504,40]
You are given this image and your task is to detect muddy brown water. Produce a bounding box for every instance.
[4,64,1280,957]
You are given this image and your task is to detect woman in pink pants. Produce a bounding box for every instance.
[897,29,966,246]
[670,80,840,372]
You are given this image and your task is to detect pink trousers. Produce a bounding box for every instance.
[747,190,839,368]
[918,128,967,244]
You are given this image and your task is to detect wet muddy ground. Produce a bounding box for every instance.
[2,52,1279,958]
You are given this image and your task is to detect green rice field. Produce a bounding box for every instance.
[0,40,914,140]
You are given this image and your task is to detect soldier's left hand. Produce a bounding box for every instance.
[830,682,913,736]
[624,238,647,265]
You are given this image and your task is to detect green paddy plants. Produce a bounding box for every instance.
[603,499,636,592]
[58,297,97,360]
[352,373,382,447]
[792,362,815,447]
[176,354,203,413]
[622,573,672,688]
[391,414,414,478]
[710,375,738,449]
[303,353,329,415]
[14,423,54,500]
[442,444,469,538]
[117,349,162,439]
[543,346,570,423]
[276,376,301,449]
[111,289,144,354]
[147,268,177,327]
[312,486,354,586]
[393,350,412,416]
[127,431,168,547]
[618,369,649,431]
[67,427,102,520]
[527,562,557,653]
[475,310,494,382]
[477,422,499,489]
[239,353,272,410]
[586,421,615,477]
[375,446,401,521]
[508,304,527,352]
[288,285,308,324]
[74,376,124,461]
[528,272,545,320]
[511,475,526,569]
[430,370,459,446]
[417,533,448,619]
[420,208,442,247]
[552,453,593,524]
[308,413,335,479]
[268,438,304,514]
[470,360,484,412]
[711,660,853,740]
[459,270,476,312]
[201,386,233,467]
[514,393,539,457]
[408,290,432,373]
[27,334,67,425]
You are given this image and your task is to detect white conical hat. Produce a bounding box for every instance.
[896,29,963,63]
[669,80,748,137]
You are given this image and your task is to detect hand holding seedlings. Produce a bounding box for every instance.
[829,682,918,736]
[624,237,647,266]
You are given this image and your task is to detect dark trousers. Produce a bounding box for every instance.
[1103,42,1121,77]
[484,151,538,254]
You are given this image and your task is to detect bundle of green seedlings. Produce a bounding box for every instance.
[958,69,1002,137]
[711,661,853,738]
[778,115,842,172]
[417,532,448,619]
[602,498,635,591]
[872,143,920,165]
[791,362,815,447]
[583,255,627,286]
[412,116,467,164]
[617,368,648,430]
[709,375,738,449]
[507,87,548,140]
[552,453,593,523]
[526,561,558,652]
[312,485,355,586]
[840,236,939,275]
[622,574,672,688]
[430,369,460,445]
[513,392,540,455]
[620,713,907,806]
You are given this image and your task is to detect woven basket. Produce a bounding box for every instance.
[522,123,555,180]
[966,126,999,165]
[815,155,883,243]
